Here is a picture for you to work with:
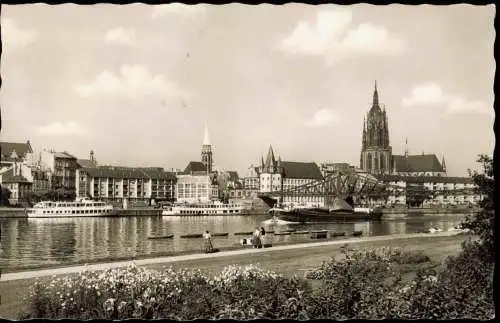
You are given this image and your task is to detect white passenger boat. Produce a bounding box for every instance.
[26,198,115,218]
[162,200,244,216]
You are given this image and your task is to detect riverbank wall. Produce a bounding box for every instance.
[380,207,480,215]
[0,208,27,218]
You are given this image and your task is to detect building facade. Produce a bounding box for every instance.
[378,175,480,207]
[176,174,219,203]
[243,165,260,191]
[0,162,32,205]
[76,166,176,206]
[0,141,34,169]
[258,145,325,207]
[40,150,79,190]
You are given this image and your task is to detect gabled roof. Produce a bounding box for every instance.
[183,161,207,174]
[0,167,31,184]
[393,154,444,173]
[0,141,33,160]
[77,159,98,168]
[281,161,323,180]
[54,151,77,159]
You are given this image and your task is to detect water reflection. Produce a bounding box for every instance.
[0,213,466,271]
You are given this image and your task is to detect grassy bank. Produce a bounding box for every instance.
[0,233,470,319]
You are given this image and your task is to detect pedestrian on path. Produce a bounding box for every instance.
[252,227,262,248]
[203,230,214,253]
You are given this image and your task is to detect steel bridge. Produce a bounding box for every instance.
[257,171,476,207]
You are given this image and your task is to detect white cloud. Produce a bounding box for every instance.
[152,3,207,19]
[278,10,406,65]
[105,27,135,45]
[402,83,446,106]
[402,83,493,116]
[446,97,492,115]
[1,18,37,51]
[37,121,87,136]
[304,109,339,127]
[74,65,189,99]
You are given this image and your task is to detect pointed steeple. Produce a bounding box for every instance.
[203,122,210,146]
[441,155,447,172]
[265,145,276,170]
[373,80,379,107]
[261,155,265,168]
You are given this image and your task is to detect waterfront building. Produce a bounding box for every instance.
[175,161,219,203]
[0,161,32,205]
[377,175,480,207]
[360,82,446,177]
[0,140,34,169]
[320,162,356,177]
[76,166,176,207]
[243,165,260,191]
[40,149,79,191]
[31,169,51,194]
[258,145,324,207]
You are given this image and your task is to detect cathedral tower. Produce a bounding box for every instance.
[360,81,393,175]
[201,122,213,173]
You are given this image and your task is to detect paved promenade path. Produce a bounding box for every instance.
[0,232,469,319]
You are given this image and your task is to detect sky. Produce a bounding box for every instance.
[0,3,495,177]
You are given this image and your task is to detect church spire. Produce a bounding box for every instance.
[441,155,447,172]
[373,80,379,107]
[265,145,276,171]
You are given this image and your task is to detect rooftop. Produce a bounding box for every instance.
[393,154,445,173]
[0,141,33,161]
[281,161,324,180]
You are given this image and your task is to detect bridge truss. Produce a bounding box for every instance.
[258,171,477,203]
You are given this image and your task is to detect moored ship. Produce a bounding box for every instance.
[26,198,115,218]
[162,200,245,216]
[269,198,383,223]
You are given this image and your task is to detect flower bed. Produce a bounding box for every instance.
[22,244,494,320]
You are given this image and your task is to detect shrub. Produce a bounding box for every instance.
[24,263,215,320]
[305,248,405,319]
[23,263,313,320]
[209,264,311,320]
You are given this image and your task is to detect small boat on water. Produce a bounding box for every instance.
[268,198,383,223]
[162,200,244,216]
[428,227,443,233]
[148,234,174,240]
[26,198,115,218]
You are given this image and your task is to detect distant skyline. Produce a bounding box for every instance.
[0,4,495,176]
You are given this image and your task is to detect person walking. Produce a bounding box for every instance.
[252,227,262,248]
[203,230,214,253]
[260,227,270,248]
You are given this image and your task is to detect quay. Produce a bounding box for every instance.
[0,231,470,319]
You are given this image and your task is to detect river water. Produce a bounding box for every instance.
[0,212,467,271]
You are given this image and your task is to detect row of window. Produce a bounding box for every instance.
[40,209,112,214]
[178,209,240,215]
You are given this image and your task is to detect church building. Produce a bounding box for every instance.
[360,82,446,177]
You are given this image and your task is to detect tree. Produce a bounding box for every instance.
[1,186,12,206]
[462,154,494,261]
